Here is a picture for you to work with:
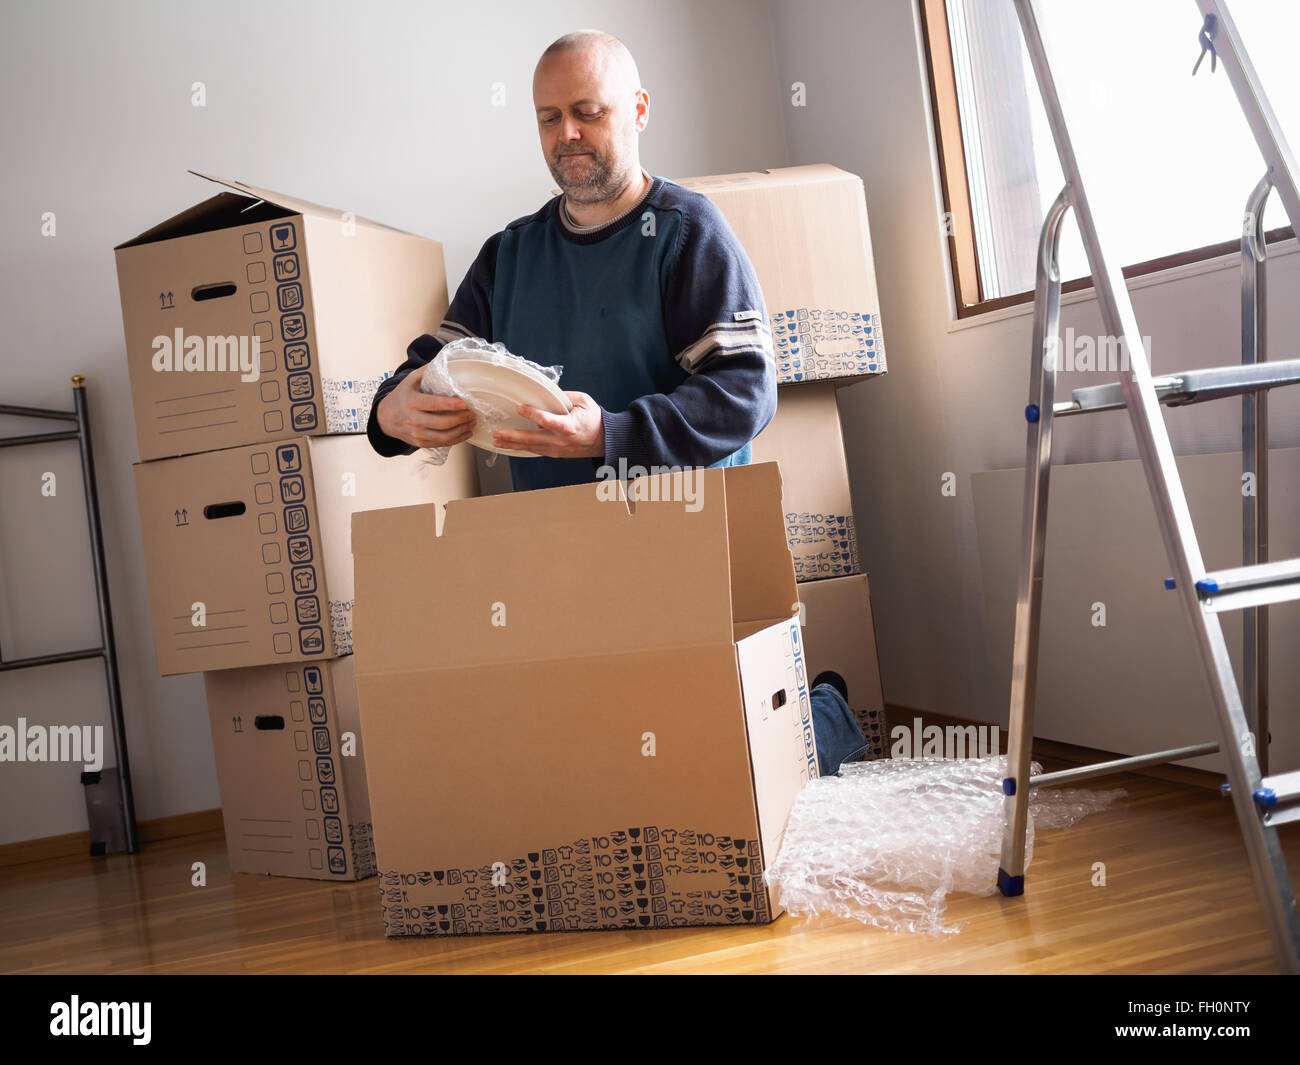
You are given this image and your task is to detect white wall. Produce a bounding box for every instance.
[765,0,1300,728]
[0,0,789,844]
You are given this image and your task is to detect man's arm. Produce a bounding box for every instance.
[367,230,503,457]
[598,195,777,469]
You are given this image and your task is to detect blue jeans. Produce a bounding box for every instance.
[810,682,870,776]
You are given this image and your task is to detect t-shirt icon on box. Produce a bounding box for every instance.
[284,342,311,371]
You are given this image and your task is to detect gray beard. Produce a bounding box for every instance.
[551,151,630,206]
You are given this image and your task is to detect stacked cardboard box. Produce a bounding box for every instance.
[114,173,479,880]
[682,166,888,746]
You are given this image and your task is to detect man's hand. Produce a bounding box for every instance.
[492,391,605,459]
[376,369,475,450]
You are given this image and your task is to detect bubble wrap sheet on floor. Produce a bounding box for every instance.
[764,756,1126,935]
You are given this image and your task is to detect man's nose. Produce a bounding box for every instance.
[560,117,583,142]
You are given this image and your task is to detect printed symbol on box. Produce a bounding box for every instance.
[296,596,320,624]
[327,847,347,875]
[286,372,314,401]
[277,283,303,312]
[303,665,322,693]
[283,504,309,535]
[323,816,343,844]
[273,252,300,282]
[291,403,317,431]
[313,727,331,755]
[246,262,267,284]
[284,342,311,371]
[308,696,326,723]
[270,223,296,251]
[275,444,301,474]
[316,757,335,784]
[287,535,313,564]
[280,474,305,504]
[159,291,175,310]
[291,566,316,593]
[173,508,188,526]
[281,313,307,341]
[299,626,325,655]
[319,786,339,814]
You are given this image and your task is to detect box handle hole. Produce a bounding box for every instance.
[772,689,787,709]
[192,282,237,301]
[203,501,246,519]
[254,715,285,730]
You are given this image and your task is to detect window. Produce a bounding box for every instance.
[921,0,1299,316]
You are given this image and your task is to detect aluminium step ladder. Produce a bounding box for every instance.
[998,0,1300,972]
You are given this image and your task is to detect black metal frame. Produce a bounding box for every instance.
[0,375,139,853]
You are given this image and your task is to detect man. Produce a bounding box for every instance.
[367,29,868,773]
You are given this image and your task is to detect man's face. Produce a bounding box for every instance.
[533,49,645,205]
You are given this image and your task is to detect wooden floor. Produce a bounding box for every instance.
[2,761,1296,974]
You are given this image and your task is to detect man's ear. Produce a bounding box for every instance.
[634,88,650,132]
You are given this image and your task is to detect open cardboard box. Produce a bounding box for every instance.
[114,171,448,461]
[350,461,819,935]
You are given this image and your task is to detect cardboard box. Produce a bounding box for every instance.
[750,382,861,581]
[114,172,449,461]
[677,164,886,385]
[350,462,819,936]
[204,656,374,880]
[135,434,478,676]
[797,574,888,757]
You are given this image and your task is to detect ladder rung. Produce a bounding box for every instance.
[1195,558,1300,612]
[1054,357,1300,417]
[1255,769,1300,809]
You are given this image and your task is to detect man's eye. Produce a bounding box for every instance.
[541,115,559,124]
[577,111,603,121]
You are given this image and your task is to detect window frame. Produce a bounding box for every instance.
[917,0,1295,320]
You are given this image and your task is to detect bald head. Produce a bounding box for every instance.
[533,29,649,208]
[536,30,642,96]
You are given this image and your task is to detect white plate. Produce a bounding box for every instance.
[446,355,572,457]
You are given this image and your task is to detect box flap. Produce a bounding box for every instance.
[114,191,294,250]
[722,462,800,626]
[189,171,421,236]
[351,472,743,674]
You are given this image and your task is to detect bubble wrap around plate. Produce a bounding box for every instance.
[764,756,1125,935]
[417,337,564,465]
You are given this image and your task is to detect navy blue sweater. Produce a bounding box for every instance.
[366,173,777,492]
